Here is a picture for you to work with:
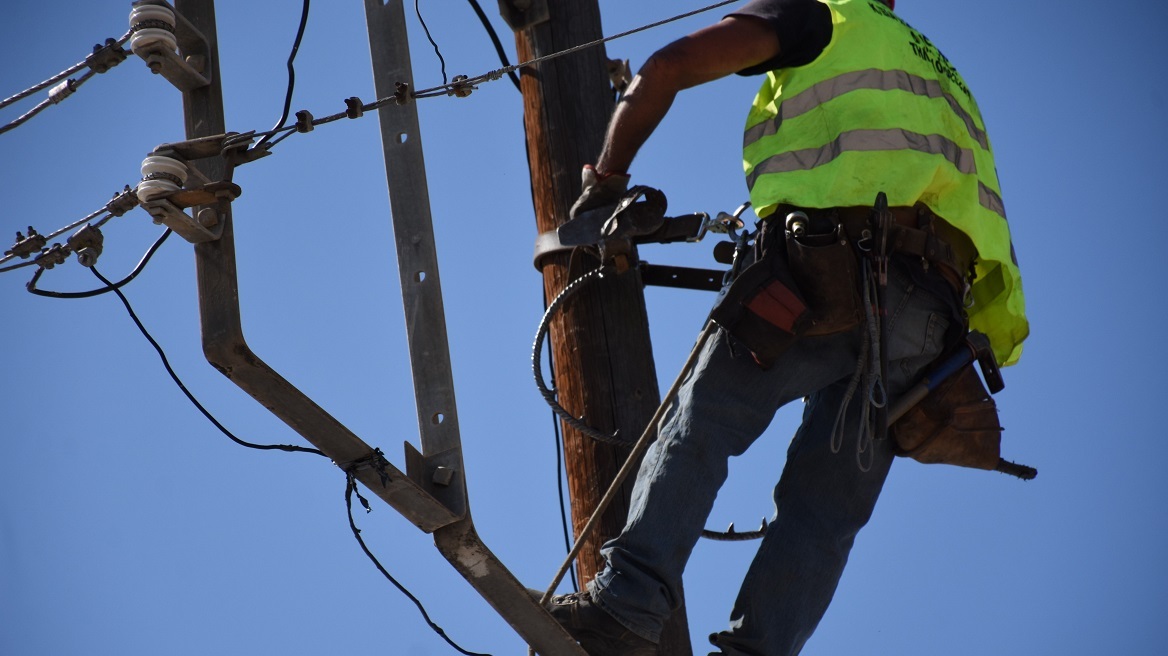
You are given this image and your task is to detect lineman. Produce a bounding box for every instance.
[543,0,1027,654]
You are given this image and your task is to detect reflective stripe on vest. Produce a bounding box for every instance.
[741,0,1028,365]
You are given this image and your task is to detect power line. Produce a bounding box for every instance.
[412,0,743,99]
[88,264,327,457]
[26,228,171,299]
[415,0,449,85]
[0,33,131,135]
[465,0,522,91]
[255,0,312,149]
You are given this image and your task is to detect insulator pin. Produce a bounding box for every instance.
[129,5,178,57]
[137,154,189,202]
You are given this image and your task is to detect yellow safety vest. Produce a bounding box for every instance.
[743,0,1028,365]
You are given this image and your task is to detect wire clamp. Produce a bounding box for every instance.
[34,243,71,270]
[106,186,141,217]
[393,82,411,105]
[294,109,314,133]
[5,228,48,260]
[67,225,105,267]
[344,96,364,119]
[448,75,475,98]
[86,38,130,73]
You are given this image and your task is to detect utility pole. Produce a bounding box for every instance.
[509,1,692,652]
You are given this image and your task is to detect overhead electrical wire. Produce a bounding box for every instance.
[88,264,327,457]
[0,32,131,135]
[256,0,312,149]
[412,0,742,99]
[465,0,522,91]
[415,0,449,85]
[226,0,743,155]
[26,228,172,299]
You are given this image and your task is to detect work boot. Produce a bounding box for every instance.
[533,589,658,656]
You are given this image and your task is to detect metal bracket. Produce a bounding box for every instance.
[497,0,550,30]
[132,0,212,91]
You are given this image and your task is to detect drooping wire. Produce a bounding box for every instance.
[415,0,448,86]
[255,0,312,149]
[26,228,171,298]
[343,473,492,656]
[87,264,326,457]
[465,0,521,91]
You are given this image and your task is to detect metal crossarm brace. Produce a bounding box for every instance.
[363,2,584,653]
[179,0,459,531]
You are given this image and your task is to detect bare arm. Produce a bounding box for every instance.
[594,16,782,176]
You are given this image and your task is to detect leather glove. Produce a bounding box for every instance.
[569,165,631,223]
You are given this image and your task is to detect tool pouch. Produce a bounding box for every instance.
[709,231,810,369]
[891,362,1003,471]
[784,225,864,336]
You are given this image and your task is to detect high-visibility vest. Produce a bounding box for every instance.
[744,0,1028,366]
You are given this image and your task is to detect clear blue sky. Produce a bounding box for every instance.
[2,1,1165,654]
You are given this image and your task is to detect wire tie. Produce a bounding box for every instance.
[344,96,364,119]
[129,19,175,34]
[340,448,392,489]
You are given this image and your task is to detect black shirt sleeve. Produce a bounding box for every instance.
[727,0,833,74]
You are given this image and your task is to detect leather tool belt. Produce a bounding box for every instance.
[777,203,975,298]
[710,202,976,370]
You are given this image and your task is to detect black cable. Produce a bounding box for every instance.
[88,264,326,457]
[414,0,449,85]
[256,0,312,149]
[343,473,491,656]
[26,228,172,298]
[465,0,521,91]
[0,260,38,274]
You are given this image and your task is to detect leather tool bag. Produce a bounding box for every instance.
[891,362,1003,471]
[783,219,864,336]
[709,228,810,369]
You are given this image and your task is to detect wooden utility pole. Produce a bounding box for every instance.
[511,2,692,652]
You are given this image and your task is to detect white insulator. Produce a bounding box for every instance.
[129,5,177,56]
[137,154,188,202]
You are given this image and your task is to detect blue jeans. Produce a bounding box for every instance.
[588,257,959,655]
